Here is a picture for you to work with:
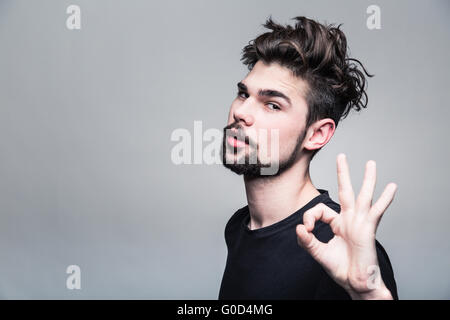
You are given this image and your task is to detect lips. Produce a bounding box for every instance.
[227,136,247,148]
[224,126,251,149]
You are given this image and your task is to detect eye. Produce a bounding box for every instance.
[237,91,249,99]
[267,103,281,111]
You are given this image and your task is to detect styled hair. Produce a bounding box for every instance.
[241,16,373,159]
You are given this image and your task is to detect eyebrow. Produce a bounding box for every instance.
[237,81,291,106]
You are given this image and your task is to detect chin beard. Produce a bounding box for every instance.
[221,150,270,177]
[220,129,306,178]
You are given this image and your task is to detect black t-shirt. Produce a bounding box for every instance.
[218,189,399,300]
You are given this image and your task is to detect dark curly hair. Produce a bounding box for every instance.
[241,16,373,159]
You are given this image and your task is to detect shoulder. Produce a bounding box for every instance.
[226,205,248,229]
[224,205,248,244]
[322,193,341,213]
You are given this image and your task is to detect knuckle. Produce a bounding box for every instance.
[316,203,326,210]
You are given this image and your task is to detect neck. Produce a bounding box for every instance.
[243,157,320,230]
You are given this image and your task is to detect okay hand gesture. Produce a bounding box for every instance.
[296,153,397,300]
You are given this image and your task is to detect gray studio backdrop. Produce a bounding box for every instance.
[0,0,449,299]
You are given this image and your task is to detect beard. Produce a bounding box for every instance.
[220,122,306,178]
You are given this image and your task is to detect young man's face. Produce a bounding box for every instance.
[222,61,310,177]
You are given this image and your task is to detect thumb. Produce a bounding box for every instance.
[296,224,324,259]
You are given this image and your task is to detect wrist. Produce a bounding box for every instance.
[348,284,393,300]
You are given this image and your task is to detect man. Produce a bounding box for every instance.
[218,16,399,300]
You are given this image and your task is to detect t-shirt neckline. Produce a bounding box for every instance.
[241,189,330,237]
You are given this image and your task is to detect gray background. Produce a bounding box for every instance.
[0,0,449,299]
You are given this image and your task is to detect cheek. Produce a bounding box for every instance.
[267,126,300,156]
[256,127,285,161]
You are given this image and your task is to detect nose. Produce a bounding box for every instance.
[232,103,255,127]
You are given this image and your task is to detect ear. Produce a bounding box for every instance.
[303,119,336,152]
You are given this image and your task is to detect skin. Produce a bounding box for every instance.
[225,60,397,300]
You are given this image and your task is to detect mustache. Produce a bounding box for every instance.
[223,122,257,146]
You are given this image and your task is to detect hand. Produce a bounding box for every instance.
[296,153,397,300]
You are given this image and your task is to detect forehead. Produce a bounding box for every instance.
[243,61,309,102]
